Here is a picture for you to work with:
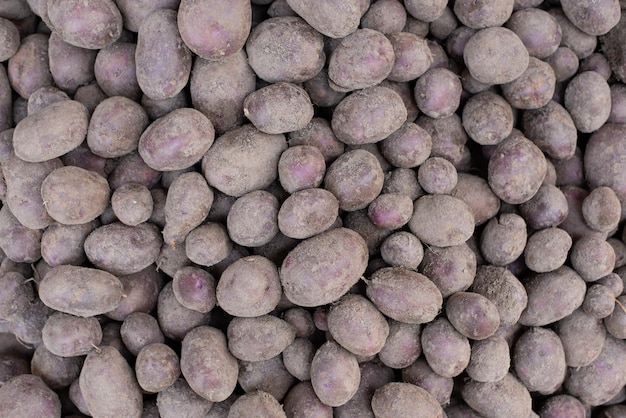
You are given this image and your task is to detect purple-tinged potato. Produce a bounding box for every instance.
[26,87,69,115]
[503,57,556,110]
[178,0,251,60]
[524,228,572,273]
[446,292,500,340]
[278,188,338,239]
[415,68,462,119]
[281,308,315,339]
[94,42,140,100]
[379,122,432,169]
[135,343,180,393]
[7,33,52,99]
[228,391,286,418]
[120,312,164,356]
[287,118,345,163]
[373,382,443,418]
[453,173,501,226]
[387,32,432,82]
[185,223,232,267]
[545,47,579,82]
[453,0,514,29]
[466,336,510,383]
[332,86,407,145]
[416,113,468,165]
[114,0,180,32]
[472,265,528,327]
[564,71,611,133]
[367,193,413,230]
[141,90,189,121]
[191,50,256,134]
[422,318,471,378]
[0,205,41,263]
[539,394,586,418]
[380,231,423,270]
[13,99,88,162]
[73,83,107,115]
[156,378,215,418]
[0,17,19,62]
[605,295,626,339]
[280,227,368,307]
[31,344,82,390]
[409,194,474,247]
[157,282,210,341]
[283,381,332,418]
[227,315,295,362]
[417,156,458,195]
[88,96,149,159]
[420,243,476,298]
[310,341,360,407]
[172,267,216,313]
[136,9,191,100]
[282,338,315,381]
[462,91,513,146]
[244,82,314,134]
[519,184,569,231]
[367,267,442,324]
[480,213,527,266]
[238,356,296,401]
[246,16,324,84]
[84,222,162,275]
[0,374,61,418]
[139,108,215,171]
[108,151,162,191]
[38,265,123,317]
[303,68,347,109]
[80,346,143,418]
[111,183,153,227]
[519,266,586,326]
[47,0,122,49]
[382,168,422,201]
[561,0,620,36]
[361,0,406,34]
[106,266,163,321]
[285,0,361,38]
[570,236,615,282]
[582,186,621,232]
[180,326,239,402]
[278,145,326,193]
[506,8,562,58]
[462,373,532,418]
[0,271,34,321]
[227,190,278,247]
[556,308,606,367]
[47,32,96,94]
[41,312,102,357]
[402,359,453,406]
[163,172,213,246]
[343,209,392,256]
[565,335,626,406]
[513,327,566,394]
[559,185,608,240]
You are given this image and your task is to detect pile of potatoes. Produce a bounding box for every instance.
[3,0,626,417]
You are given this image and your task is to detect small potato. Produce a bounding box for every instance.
[605,295,626,338]
[277,145,325,194]
[6,298,53,346]
[0,271,34,321]
[163,172,214,246]
[120,312,164,356]
[281,308,315,339]
[0,205,41,263]
[564,71,611,133]
[367,193,413,230]
[331,86,407,145]
[107,151,162,191]
[156,378,214,418]
[216,255,281,317]
[239,355,296,401]
[417,156,458,195]
[466,336,510,383]
[372,382,443,418]
[7,33,52,99]
[464,27,529,84]
[228,391,286,418]
[378,321,421,369]
[0,374,61,418]
[202,124,287,197]
[282,338,315,381]
[408,194,475,247]
[227,190,278,247]
[227,316,296,362]
[106,266,163,321]
[172,266,216,313]
[387,32,432,82]
[560,0,620,36]
[453,0,514,28]
[243,82,314,134]
[367,267,442,324]
[522,100,577,161]
[285,0,361,38]
[157,282,210,341]
[462,373,532,418]
[570,236,615,282]
[87,96,149,159]
[111,183,153,226]
[506,8,562,58]
[13,99,88,162]
[519,266,586,326]
[544,47,579,82]
[0,17,19,62]
[79,346,143,418]
[557,308,607,369]
[47,32,96,94]
[420,243,476,298]
[402,359,453,406]
[324,149,384,211]
[582,186,621,232]
[283,381,332,418]
[404,0,447,22]
[453,173,500,225]
[383,168,423,200]
[246,16,324,83]
[135,343,180,393]
[178,0,250,60]
[414,68,462,119]
[472,265,528,327]
[513,327,566,394]
[38,265,123,317]
[303,69,347,109]
[135,9,191,100]
[524,228,572,273]
[519,183,568,230]
[84,222,162,275]
[539,395,586,418]
[278,188,338,239]
[180,326,238,402]
[185,223,232,267]
[421,318,471,378]
[42,312,102,357]
[31,344,81,390]
[361,0,406,34]
[287,118,345,163]
[416,114,468,165]
[380,231,423,270]
[480,213,527,266]
[446,292,501,340]
[310,341,360,407]
[94,42,140,100]
[462,91,513,145]
[379,122,432,169]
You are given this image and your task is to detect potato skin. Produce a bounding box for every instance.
[310,341,360,407]
[178,0,250,60]
[228,391,286,418]
[421,318,471,378]
[372,382,443,418]
[180,326,239,402]
[446,292,500,340]
[462,373,532,418]
[285,0,361,38]
[7,33,52,100]
[409,195,474,247]
[280,227,368,307]
[79,346,143,418]
[227,316,296,362]
[42,312,102,357]
[38,265,123,317]
[0,374,61,418]
[278,188,339,239]
[561,0,620,36]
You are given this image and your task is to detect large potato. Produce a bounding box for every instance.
[310,341,360,407]
[462,373,532,418]
[0,374,61,418]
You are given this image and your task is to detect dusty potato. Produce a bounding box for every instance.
[523,100,577,162]
[178,0,250,60]
[156,378,214,418]
[420,243,476,298]
[228,391,286,418]
[401,359,453,406]
[446,292,501,340]
[462,373,532,418]
[107,151,162,191]
[243,82,314,134]
[408,194,475,247]
[605,295,626,338]
[417,156,458,195]
[227,315,295,362]
[42,312,102,357]
[0,374,61,418]
[157,282,210,341]
[387,32,432,82]
[379,123,431,169]
[524,228,572,273]
[84,222,162,275]
[106,266,163,321]
[282,338,315,382]
[185,223,232,267]
[172,266,216,313]
[110,183,153,226]
[416,114,468,165]
[582,186,621,232]
[372,382,443,418]
[226,190,278,247]
[462,91,513,145]
[564,71,611,133]
[38,265,123,317]
[404,0,447,22]
[79,346,142,418]
[277,145,326,193]
[570,236,615,282]
[47,32,96,94]
[421,317,471,378]
[0,17,19,62]
[93,42,140,100]
[415,68,462,119]
[0,205,41,263]
[287,118,345,163]
[7,33,52,99]
[472,265,528,327]
[238,355,296,401]
[453,0,513,28]
[539,395,586,418]
[135,9,191,100]
[0,271,33,321]
[135,343,180,393]
[277,188,338,239]
[466,336,510,383]
[380,231,423,270]
[303,69,347,109]
[310,341,360,407]
[283,381,332,418]
[513,327,566,394]
[285,0,361,38]
[480,213,527,266]
[506,8,562,58]
[31,344,81,390]
[560,0,620,36]
[246,16,324,83]
[519,183,569,230]
[584,284,616,319]
[120,312,164,356]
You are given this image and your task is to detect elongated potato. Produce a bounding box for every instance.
[310,341,360,407]
[285,0,362,38]
[227,316,296,362]
[372,382,443,418]
[42,312,102,357]
[462,373,532,418]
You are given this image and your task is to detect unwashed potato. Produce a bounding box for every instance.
[227,315,295,362]
[228,391,286,418]
[556,308,606,367]
[421,318,471,378]
[93,42,141,100]
[310,341,360,407]
[446,292,500,340]
[47,32,97,95]
[31,344,82,390]
[285,0,362,39]
[462,373,532,418]
[157,282,211,341]
[42,312,102,357]
[156,378,214,418]
[226,190,279,247]
[0,374,61,418]
[371,382,443,418]
[408,194,474,247]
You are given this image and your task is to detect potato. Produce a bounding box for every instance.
[31,344,81,390]
[47,32,96,94]
[379,123,431,169]
[524,228,572,273]
[570,236,615,282]
[156,378,214,418]
[227,315,295,362]
[539,395,586,418]
[372,382,443,418]
[285,0,361,38]
[283,381,332,418]
[202,124,287,197]
[331,86,406,145]
[579,52,612,80]
[310,341,360,407]
[581,186,621,233]
[446,292,500,340]
[466,335,510,383]
[464,27,529,84]
[513,327,566,394]
[564,71,611,133]
[277,145,326,194]
[0,17,19,62]
[605,295,626,338]
[417,156,458,195]
[561,0,620,37]
[79,346,142,418]
[84,222,162,275]
[0,205,41,263]
[135,343,180,393]
[172,266,216,313]
[404,0,446,22]
[0,374,61,418]
[488,134,547,204]
[135,9,191,100]
[380,231,423,270]
[408,194,475,247]
[462,91,513,145]
[583,284,616,320]
[106,266,163,321]
[238,357,296,402]
[287,118,345,163]
[453,0,513,28]
[246,16,324,83]
[519,266,586,326]
[178,0,250,60]
[402,359,453,405]
[42,312,102,357]
[506,8,562,59]
[334,361,393,417]
[472,265,528,327]
[276,189,337,239]
[38,265,123,317]
[565,335,626,406]
[225,190,277,247]
[243,82,314,134]
[7,33,52,99]
[462,373,532,418]
[190,54,255,134]
[386,32,432,82]
[157,282,210,341]
[0,271,33,321]
[420,317,471,378]
[416,114,468,165]
[180,326,239,402]
[360,0,404,33]
[480,213,527,266]
[184,223,232,268]
[0,67,11,132]
[303,69,347,109]
[120,312,164,356]
[414,68,461,119]
[110,183,153,226]
[420,243,476,298]
[93,42,140,100]
[229,391,286,418]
